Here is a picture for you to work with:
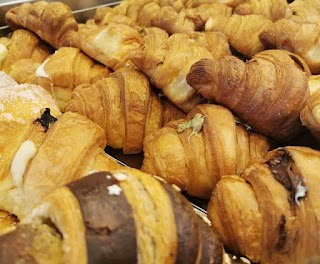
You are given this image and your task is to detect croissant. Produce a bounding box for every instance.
[259,18,320,74]
[205,14,272,58]
[186,49,309,142]
[233,0,291,22]
[7,47,110,110]
[66,22,143,71]
[0,210,18,236]
[0,29,52,72]
[208,146,320,263]
[5,1,78,49]
[288,0,320,24]
[65,67,185,154]
[0,169,224,264]
[300,75,320,144]
[131,27,230,112]
[142,104,270,198]
[86,6,140,29]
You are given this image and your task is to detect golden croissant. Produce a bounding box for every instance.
[186,49,309,142]
[0,29,52,73]
[131,27,230,112]
[233,0,291,22]
[67,22,143,70]
[259,18,320,74]
[0,210,17,236]
[65,67,185,154]
[208,146,320,264]
[5,1,78,49]
[0,168,224,264]
[142,104,270,198]
[7,47,110,110]
[205,14,272,58]
[300,75,320,144]
[289,0,320,24]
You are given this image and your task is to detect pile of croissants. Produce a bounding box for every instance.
[1,0,320,263]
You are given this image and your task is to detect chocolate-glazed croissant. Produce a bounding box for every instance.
[186,49,309,142]
[208,146,320,264]
[0,169,225,264]
[142,104,270,198]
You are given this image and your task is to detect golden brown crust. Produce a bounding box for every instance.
[208,146,320,263]
[186,50,309,142]
[8,47,110,111]
[259,18,320,74]
[0,29,52,73]
[142,104,270,198]
[5,1,78,49]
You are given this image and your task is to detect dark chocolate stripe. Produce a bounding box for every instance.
[160,182,200,264]
[196,216,223,264]
[67,171,137,264]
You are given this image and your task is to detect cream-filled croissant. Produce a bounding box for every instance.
[142,104,270,198]
[0,169,224,264]
[7,47,110,110]
[186,49,309,142]
[65,67,185,154]
[131,27,230,112]
[205,14,272,58]
[259,18,320,74]
[0,29,52,73]
[208,146,320,263]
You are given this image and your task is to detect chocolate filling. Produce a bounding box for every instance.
[275,215,287,251]
[266,149,306,207]
[34,108,57,132]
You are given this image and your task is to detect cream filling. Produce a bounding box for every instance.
[0,43,8,65]
[35,58,51,79]
[11,140,37,187]
[295,181,308,206]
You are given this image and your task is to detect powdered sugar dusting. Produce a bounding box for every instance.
[0,72,61,123]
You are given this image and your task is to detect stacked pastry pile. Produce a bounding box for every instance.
[1,0,320,263]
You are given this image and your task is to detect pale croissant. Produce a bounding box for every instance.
[208,146,320,263]
[131,27,230,112]
[65,67,185,154]
[186,49,309,142]
[289,0,320,24]
[7,47,110,110]
[142,104,270,198]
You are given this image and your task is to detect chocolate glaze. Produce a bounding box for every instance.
[161,182,202,264]
[197,217,223,264]
[67,172,137,264]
